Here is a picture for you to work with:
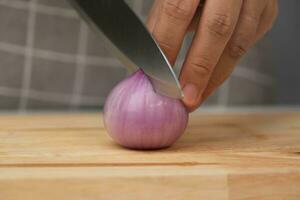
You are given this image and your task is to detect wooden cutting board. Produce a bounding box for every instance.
[0,111,300,200]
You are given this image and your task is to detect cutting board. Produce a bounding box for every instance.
[0,111,300,200]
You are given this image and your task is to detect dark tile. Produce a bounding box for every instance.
[0,96,19,110]
[26,98,69,110]
[0,50,25,88]
[0,5,28,45]
[30,58,76,94]
[79,97,103,107]
[202,90,219,106]
[77,105,100,111]
[36,0,71,8]
[239,38,275,76]
[228,76,275,106]
[82,65,126,97]
[255,38,276,76]
[77,97,102,110]
[86,30,112,57]
[34,12,80,54]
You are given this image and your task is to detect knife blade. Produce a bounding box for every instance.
[69,0,183,99]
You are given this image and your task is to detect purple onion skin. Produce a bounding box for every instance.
[103,69,188,150]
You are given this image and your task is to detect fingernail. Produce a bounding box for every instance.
[183,83,199,106]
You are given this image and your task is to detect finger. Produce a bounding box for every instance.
[226,0,268,58]
[148,0,200,65]
[146,0,163,32]
[256,0,278,40]
[201,0,269,102]
[180,0,243,112]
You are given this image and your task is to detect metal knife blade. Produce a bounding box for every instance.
[69,0,183,99]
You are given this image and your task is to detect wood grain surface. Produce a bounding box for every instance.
[0,112,300,200]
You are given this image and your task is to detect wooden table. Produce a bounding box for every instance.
[0,111,300,200]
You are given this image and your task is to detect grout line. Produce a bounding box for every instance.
[34,47,78,63]
[216,65,274,108]
[233,66,274,87]
[0,41,121,68]
[0,42,25,55]
[28,90,105,105]
[0,86,21,97]
[0,86,105,105]
[0,0,28,10]
[19,0,37,111]
[35,4,77,18]
[71,21,88,108]
[33,48,120,67]
[86,55,121,67]
[0,0,77,18]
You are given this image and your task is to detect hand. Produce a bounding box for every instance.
[147,0,278,112]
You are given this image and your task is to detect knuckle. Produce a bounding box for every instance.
[228,34,254,58]
[227,42,248,58]
[206,13,235,38]
[188,57,214,76]
[242,13,260,27]
[163,0,196,21]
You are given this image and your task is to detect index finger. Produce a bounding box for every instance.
[146,0,200,65]
[180,0,243,111]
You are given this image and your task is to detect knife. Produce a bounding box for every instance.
[69,0,183,99]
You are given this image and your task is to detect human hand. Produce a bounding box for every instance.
[147,0,278,112]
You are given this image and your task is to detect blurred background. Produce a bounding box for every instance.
[0,0,298,111]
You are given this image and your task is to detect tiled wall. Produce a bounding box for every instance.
[0,0,276,111]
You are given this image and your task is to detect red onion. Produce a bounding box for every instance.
[104,69,188,150]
